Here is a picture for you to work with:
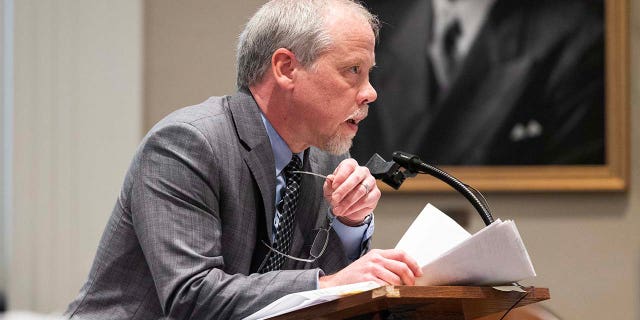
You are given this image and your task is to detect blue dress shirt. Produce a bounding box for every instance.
[259,113,374,262]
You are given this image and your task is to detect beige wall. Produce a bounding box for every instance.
[10,0,143,312]
[144,1,640,319]
[144,0,266,130]
[0,0,7,297]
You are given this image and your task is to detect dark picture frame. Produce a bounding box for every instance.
[354,0,628,192]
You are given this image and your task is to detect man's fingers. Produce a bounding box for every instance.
[377,249,423,277]
[321,249,422,288]
[332,179,378,216]
[331,166,370,203]
[372,264,403,285]
[323,174,336,195]
[337,178,371,209]
[356,249,421,285]
[380,258,417,285]
[331,159,358,187]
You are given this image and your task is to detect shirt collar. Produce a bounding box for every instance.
[432,0,497,58]
[259,112,304,176]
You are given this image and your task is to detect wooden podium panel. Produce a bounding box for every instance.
[271,286,550,320]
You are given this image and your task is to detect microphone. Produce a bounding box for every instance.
[391,151,427,173]
[364,153,416,190]
[364,151,495,226]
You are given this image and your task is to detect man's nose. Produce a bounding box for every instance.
[358,81,377,106]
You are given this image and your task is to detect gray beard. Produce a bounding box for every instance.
[322,131,353,155]
[321,107,367,155]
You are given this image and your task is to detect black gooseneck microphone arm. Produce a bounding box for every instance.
[364,151,495,226]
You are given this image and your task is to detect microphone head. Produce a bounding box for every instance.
[392,150,413,161]
[364,153,406,190]
[364,153,395,177]
[392,151,423,173]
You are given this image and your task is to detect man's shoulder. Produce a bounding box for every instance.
[157,96,230,128]
[151,90,260,133]
[133,96,238,157]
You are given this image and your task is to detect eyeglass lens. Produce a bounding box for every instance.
[310,228,329,258]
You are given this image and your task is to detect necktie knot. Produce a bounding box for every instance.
[430,17,463,92]
[443,19,462,61]
[284,155,302,174]
[283,155,302,186]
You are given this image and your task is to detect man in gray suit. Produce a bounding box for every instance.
[66,0,421,319]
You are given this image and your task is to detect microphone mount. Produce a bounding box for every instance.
[365,151,495,226]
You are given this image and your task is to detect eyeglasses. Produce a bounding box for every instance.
[262,217,334,263]
[262,170,335,263]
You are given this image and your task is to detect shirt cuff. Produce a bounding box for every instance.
[315,269,320,289]
[329,209,375,261]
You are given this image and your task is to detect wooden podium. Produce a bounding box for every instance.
[271,286,550,320]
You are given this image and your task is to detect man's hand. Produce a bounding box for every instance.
[318,249,422,288]
[324,158,380,226]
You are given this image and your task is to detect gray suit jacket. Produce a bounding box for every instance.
[66,90,355,319]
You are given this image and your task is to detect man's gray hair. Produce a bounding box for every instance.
[236,0,379,89]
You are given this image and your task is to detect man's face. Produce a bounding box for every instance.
[290,12,377,155]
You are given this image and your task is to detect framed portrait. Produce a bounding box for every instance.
[352,0,629,192]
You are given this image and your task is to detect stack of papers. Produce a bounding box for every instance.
[244,281,380,320]
[396,203,536,286]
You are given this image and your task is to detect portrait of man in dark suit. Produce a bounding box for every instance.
[351,0,605,166]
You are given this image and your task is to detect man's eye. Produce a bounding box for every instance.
[350,66,361,74]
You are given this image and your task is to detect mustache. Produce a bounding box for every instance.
[345,106,369,122]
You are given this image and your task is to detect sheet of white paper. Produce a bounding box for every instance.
[244,281,380,320]
[416,219,536,286]
[395,203,471,266]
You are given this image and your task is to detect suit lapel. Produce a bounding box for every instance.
[369,0,433,152]
[228,90,277,241]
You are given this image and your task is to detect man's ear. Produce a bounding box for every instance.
[271,48,298,90]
